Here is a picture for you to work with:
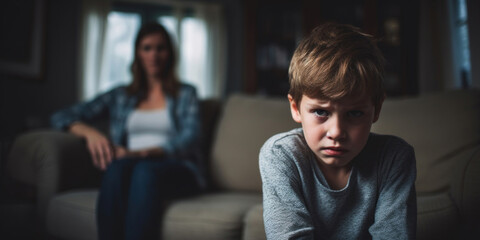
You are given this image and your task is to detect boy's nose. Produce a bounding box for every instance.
[326,116,346,141]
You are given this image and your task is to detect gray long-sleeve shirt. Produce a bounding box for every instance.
[259,128,417,240]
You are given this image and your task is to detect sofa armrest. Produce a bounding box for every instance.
[5,130,102,224]
[450,145,480,231]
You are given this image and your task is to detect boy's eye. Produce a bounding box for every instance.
[313,109,328,117]
[348,110,364,117]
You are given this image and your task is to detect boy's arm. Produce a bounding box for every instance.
[259,140,315,240]
[369,143,417,240]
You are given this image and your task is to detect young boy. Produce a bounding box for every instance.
[259,23,416,239]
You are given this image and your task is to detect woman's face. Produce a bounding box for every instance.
[137,32,170,78]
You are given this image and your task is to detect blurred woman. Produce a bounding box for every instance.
[51,22,203,240]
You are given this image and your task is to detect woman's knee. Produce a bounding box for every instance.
[129,160,189,187]
[130,160,162,186]
[131,160,199,198]
[102,158,135,185]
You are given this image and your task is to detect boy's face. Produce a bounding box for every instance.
[288,94,382,170]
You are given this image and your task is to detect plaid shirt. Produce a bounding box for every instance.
[50,83,201,160]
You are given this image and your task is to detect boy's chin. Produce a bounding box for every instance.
[316,155,354,169]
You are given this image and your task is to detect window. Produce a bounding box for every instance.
[99,12,140,92]
[452,0,471,88]
[81,2,225,100]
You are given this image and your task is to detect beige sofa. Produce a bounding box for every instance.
[3,89,480,239]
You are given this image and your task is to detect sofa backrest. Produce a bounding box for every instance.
[371,89,480,192]
[210,94,299,192]
[209,90,480,194]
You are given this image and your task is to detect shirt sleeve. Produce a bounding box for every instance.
[259,137,315,240]
[369,140,417,240]
[162,85,201,157]
[50,88,117,131]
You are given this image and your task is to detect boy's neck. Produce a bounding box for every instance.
[317,162,352,190]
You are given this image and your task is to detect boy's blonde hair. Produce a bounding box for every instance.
[289,23,385,112]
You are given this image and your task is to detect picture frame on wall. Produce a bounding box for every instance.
[0,0,46,80]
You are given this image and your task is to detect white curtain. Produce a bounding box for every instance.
[78,0,111,100]
[178,4,226,98]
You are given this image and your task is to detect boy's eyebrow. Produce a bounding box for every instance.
[305,100,373,109]
[304,99,331,107]
[342,101,375,110]
[303,95,373,108]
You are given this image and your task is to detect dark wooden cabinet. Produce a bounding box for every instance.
[243,0,419,97]
[244,0,302,96]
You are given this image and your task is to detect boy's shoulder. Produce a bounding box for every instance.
[260,128,312,163]
[259,128,313,177]
[367,133,414,153]
[360,133,416,171]
[262,128,307,151]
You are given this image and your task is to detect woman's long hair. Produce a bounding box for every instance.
[127,22,179,98]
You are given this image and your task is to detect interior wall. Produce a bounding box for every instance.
[418,0,455,93]
[467,0,480,89]
[419,0,480,93]
[218,0,244,97]
[0,0,81,139]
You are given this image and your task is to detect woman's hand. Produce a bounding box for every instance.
[114,146,165,159]
[135,147,165,158]
[69,122,113,170]
[115,146,129,159]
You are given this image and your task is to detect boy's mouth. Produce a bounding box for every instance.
[321,147,348,156]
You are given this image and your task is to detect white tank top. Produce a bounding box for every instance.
[126,109,173,151]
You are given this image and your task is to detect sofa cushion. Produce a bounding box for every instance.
[211,94,299,192]
[46,190,98,240]
[242,204,266,240]
[417,191,460,240]
[46,190,262,240]
[162,192,262,240]
[371,90,480,192]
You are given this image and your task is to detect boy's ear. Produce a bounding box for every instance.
[288,94,302,123]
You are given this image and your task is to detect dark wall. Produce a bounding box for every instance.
[221,0,245,97]
[0,0,81,139]
[468,0,480,88]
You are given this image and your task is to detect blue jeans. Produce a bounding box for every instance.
[96,157,200,240]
